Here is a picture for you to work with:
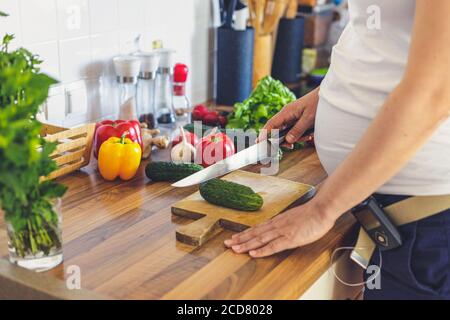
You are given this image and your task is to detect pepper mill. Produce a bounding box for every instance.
[134,51,160,129]
[154,48,176,126]
[173,63,190,120]
[113,55,141,120]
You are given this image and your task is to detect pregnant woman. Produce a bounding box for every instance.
[225,0,450,299]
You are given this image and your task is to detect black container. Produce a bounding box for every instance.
[272,17,305,84]
[216,27,254,106]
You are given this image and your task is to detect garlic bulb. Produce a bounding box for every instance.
[171,126,196,163]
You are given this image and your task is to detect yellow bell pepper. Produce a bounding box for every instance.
[98,134,142,181]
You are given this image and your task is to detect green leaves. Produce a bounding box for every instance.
[39,180,68,200]
[0,28,67,238]
[0,11,8,17]
[227,76,296,132]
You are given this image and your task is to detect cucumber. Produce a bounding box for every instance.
[199,178,263,211]
[145,162,203,182]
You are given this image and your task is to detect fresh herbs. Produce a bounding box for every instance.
[226,76,296,132]
[0,31,67,258]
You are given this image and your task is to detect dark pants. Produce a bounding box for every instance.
[363,194,450,300]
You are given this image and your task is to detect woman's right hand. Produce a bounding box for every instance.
[259,87,320,144]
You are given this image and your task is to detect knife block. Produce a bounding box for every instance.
[216,27,254,106]
[272,17,305,84]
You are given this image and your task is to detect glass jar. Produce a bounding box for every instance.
[137,76,156,128]
[113,55,141,120]
[6,198,63,272]
[155,66,176,125]
[172,63,190,121]
[135,51,160,129]
[117,79,138,120]
[154,49,176,127]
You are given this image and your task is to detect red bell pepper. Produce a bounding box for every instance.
[94,120,143,159]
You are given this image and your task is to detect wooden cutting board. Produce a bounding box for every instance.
[171,170,315,246]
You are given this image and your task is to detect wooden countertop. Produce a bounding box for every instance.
[0,147,358,300]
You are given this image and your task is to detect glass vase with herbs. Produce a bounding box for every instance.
[0,19,67,272]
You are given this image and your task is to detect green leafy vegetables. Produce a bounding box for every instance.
[226,76,296,132]
[0,31,67,258]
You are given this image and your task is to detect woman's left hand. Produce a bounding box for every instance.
[224,201,336,258]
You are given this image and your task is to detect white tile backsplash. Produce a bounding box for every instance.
[118,0,145,29]
[89,0,118,33]
[19,0,58,45]
[26,41,61,79]
[118,27,143,54]
[0,0,22,48]
[59,36,92,82]
[56,0,90,39]
[2,0,214,127]
[90,32,119,76]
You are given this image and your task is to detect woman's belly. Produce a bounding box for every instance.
[315,97,450,196]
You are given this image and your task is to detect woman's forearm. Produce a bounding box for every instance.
[313,80,450,221]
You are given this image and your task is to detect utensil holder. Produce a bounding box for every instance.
[40,123,95,180]
[216,27,254,106]
[272,17,305,83]
[253,34,273,88]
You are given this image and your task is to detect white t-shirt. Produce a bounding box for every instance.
[315,0,450,195]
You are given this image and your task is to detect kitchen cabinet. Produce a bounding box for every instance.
[0,147,359,300]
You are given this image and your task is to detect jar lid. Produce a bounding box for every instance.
[134,51,160,74]
[174,63,188,83]
[156,48,176,69]
[113,55,141,78]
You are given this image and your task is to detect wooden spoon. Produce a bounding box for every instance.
[254,0,266,36]
[262,0,289,35]
[285,0,298,19]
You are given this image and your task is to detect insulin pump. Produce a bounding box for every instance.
[351,196,403,251]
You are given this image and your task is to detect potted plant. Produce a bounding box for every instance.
[0,13,67,271]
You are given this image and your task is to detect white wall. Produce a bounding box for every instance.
[0,0,215,127]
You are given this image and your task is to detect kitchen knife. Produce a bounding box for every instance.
[171,126,314,187]
[233,1,249,31]
[225,0,238,28]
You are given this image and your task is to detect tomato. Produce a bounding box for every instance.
[203,111,219,126]
[192,109,204,121]
[196,132,235,167]
[172,131,199,147]
[193,104,209,113]
[192,104,209,120]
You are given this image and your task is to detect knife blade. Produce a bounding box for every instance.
[171,126,314,188]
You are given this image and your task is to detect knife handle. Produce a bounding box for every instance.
[225,0,237,28]
[275,126,314,143]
